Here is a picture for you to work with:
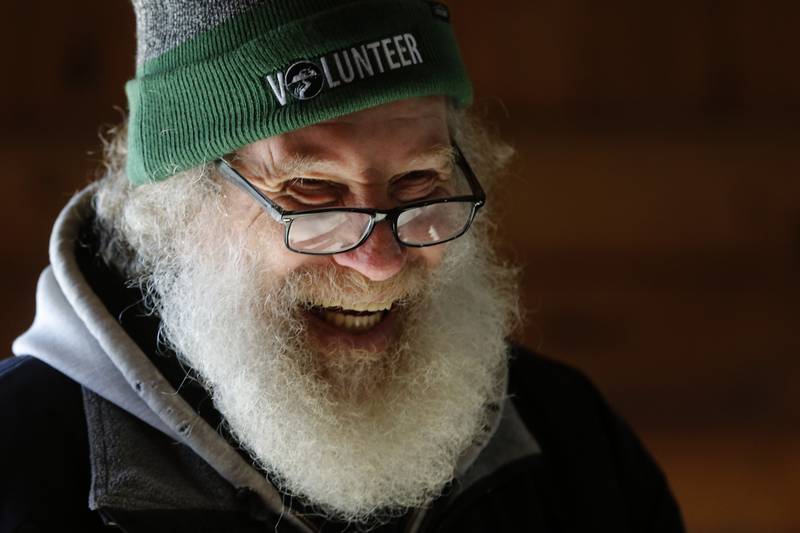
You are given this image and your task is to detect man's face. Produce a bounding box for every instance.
[222,96,451,355]
[123,96,517,522]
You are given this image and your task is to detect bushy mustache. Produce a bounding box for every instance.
[272,259,435,313]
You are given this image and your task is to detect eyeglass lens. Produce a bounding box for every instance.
[288,211,373,253]
[287,201,475,254]
[396,201,474,245]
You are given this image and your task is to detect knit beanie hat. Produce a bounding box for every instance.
[126,0,473,185]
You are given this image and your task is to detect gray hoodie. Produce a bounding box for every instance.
[12,185,540,532]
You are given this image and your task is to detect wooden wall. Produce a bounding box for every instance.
[1,2,798,531]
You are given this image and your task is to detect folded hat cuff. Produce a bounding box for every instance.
[125,0,472,185]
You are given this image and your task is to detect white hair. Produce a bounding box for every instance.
[92,106,521,524]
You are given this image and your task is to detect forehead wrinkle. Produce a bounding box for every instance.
[327,112,445,129]
[232,147,342,182]
[273,137,366,181]
[272,144,455,186]
[232,137,453,186]
[273,153,334,180]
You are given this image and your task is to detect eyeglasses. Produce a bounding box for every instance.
[215,143,485,255]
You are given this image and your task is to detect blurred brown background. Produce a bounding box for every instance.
[2,2,798,532]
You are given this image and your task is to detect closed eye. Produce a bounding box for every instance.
[283,177,343,206]
[393,170,451,202]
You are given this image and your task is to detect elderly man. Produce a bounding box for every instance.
[1,1,684,532]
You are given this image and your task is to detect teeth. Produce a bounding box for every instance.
[312,299,393,312]
[322,310,385,331]
[351,303,391,312]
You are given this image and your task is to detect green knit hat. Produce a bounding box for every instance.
[125,0,473,185]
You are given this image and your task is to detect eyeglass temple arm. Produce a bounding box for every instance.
[217,158,285,223]
[452,142,486,205]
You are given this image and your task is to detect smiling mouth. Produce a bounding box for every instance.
[307,304,393,332]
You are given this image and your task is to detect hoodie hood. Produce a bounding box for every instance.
[12,184,539,531]
[12,184,301,527]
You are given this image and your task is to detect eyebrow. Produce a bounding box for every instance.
[406,144,457,169]
[231,143,456,182]
[227,151,331,183]
[271,153,331,181]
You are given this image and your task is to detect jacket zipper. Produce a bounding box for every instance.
[404,507,428,533]
[97,509,131,532]
[294,513,317,533]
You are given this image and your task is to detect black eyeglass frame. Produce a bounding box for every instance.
[215,142,486,256]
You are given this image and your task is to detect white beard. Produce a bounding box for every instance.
[138,199,518,523]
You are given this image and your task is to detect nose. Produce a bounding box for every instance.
[332,220,406,281]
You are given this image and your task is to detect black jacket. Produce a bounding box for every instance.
[1,348,684,532]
